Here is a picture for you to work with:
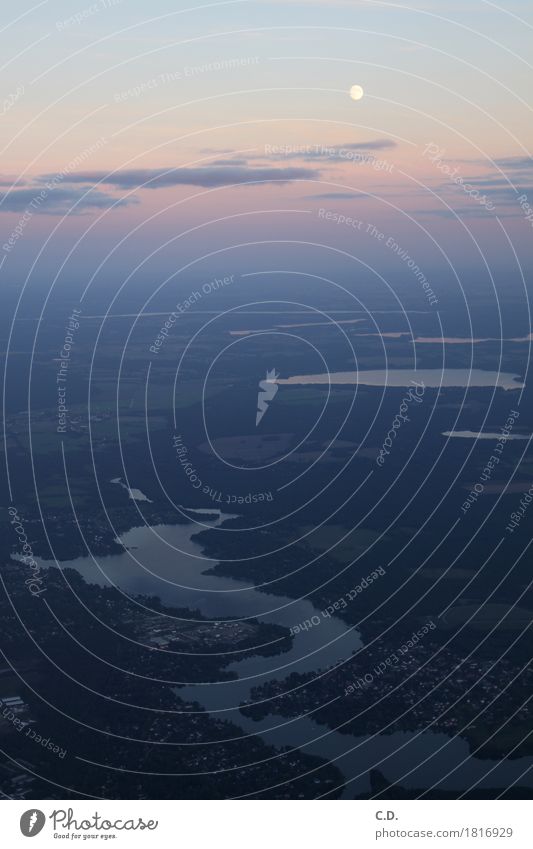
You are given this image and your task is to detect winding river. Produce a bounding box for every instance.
[33,508,533,798]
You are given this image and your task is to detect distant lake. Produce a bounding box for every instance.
[110,478,153,502]
[415,334,533,344]
[229,319,366,336]
[277,369,524,390]
[443,431,530,441]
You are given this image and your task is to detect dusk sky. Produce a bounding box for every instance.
[2,0,532,288]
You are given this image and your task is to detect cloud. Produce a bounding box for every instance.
[305,191,370,199]
[482,186,533,203]
[204,140,397,165]
[53,164,320,189]
[0,177,27,187]
[494,157,533,171]
[440,175,533,206]
[0,162,321,215]
[453,176,512,188]
[444,158,533,202]
[435,169,533,208]
[209,158,250,166]
[414,206,518,220]
[0,187,137,215]
[340,140,397,151]
[264,139,397,162]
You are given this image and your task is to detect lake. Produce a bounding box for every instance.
[277,369,524,390]
[29,509,533,798]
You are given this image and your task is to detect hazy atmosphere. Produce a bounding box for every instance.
[1,0,533,829]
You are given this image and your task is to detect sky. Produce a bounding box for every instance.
[1,0,532,297]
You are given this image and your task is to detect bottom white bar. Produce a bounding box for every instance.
[1,799,531,848]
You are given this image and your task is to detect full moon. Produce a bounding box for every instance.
[349,85,364,101]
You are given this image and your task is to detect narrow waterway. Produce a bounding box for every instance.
[32,509,533,797]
